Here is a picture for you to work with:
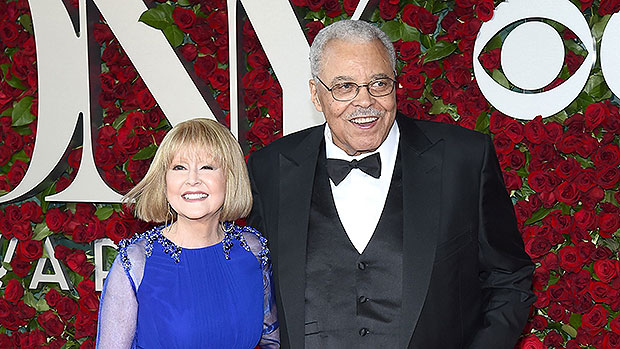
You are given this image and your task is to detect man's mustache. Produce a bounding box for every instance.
[346,107,385,120]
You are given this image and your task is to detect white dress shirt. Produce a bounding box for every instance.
[324,121,400,253]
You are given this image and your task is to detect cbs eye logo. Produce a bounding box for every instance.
[473,0,620,120]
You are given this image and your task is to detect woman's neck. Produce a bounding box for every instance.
[163,217,223,248]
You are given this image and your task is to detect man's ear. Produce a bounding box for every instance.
[309,79,323,112]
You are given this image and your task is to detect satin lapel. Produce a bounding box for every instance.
[397,117,445,347]
[277,125,324,349]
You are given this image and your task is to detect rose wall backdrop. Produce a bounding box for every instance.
[1,0,620,347]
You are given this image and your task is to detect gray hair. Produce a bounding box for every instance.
[309,20,396,78]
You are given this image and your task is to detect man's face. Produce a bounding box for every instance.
[310,39,397,156]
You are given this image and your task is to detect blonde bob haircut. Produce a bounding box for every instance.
[124,118,252,223]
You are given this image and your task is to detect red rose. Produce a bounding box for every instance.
[0,144,11,167]
[378,0,399,20]
[45,289,63,307]
[16,240,42,261]
[10,256,32,277]
[37,310,64,337]
[603,332,620,349]
[589,281,613,302]
[502,170,521,191]
[20,201,42,223]
[136,88,156,110]
[523,116,548,144]
[106,215,133,244]
[324,0,342,17]
[81,338,96,349]
[517,334,543,349]
[612,316,620,335]
[65,250,94,277]
[172,7,196,31]
[248,117,277,145]
[79,292,100,313]
[343,0,359,15]
[74,310,97,338]
[399,68,425,90]
[0,22,21,47]
[242,69,274,90]
[445,66,471,87]
[479,48,500,70]
[399,40,421,61]
[492,131,515,154]
[584,102,608,131]
[565,50,585,74]
[45,208,68,232]
[4,279,24,303]
[582,304,609,335]
[206,10,227,34]
[402,4,438,35]
[558,246,584,272]
[307,0,325,11]
[596,165,620,189]
[16,300,36,321]
[4,204,24,224]
[599,213,620,238]
[193,55,217,83]
[594,143,620,168]
[56,297,78,320]
[554,181,580,206]
[547,302,567,322]
[216,90,230,111]
[599,0,620,15]
[594,259,618,283]
[208,68,229,90]
[543,330,564,347]
[524,236,552,260]
[475,0,495,21]
[93,23,114,45]
[556,157,580,180]
[179,43,198,61]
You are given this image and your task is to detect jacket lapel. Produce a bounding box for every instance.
[397,117,445,347]
[277,125,324,349]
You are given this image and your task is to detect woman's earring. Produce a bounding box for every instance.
[165,202,174,227]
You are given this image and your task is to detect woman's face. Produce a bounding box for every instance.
[165,148,226,224]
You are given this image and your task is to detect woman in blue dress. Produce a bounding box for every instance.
[96,118,279,348]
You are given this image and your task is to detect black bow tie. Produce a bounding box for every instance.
[326,153,381,185]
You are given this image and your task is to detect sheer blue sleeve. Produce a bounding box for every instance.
[96,239,147,349]
[243,228,280,348]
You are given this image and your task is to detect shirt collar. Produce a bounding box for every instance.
[324,120,400,162]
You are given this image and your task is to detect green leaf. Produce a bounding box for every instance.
[95,206,114,221]
[132,143,158,160]
[66,202,77,214]
[401,23,421,42]
[1,107,13,117]
[491,69,510,89]
[2,262,12,271]
[381,21,402,41]
[138,8,171,30]
[32,223,53,241]
[163,24,185,48]
[584,72,611,101]
[474,112,489,133]
[485,35,503,50]
[423,41,456,63]
[34,297,50,312]
[569,312,582,332]
[11,96,35,127]
[18,14,33,34]
[39,185,56,213]
[428,98,450,114]
[13,124,33,135]
[524,207,554,225]
[177,0,192,6]
[112,112,129,129]
[11,149,30,163]
[420,34,433,50]
[23,291,37,308]
[592,14,611,43]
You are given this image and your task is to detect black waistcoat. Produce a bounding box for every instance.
[304,147,403,348]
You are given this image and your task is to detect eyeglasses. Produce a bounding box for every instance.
[315,76,397,102]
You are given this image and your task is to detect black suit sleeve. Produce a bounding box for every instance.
[469,135,535,348]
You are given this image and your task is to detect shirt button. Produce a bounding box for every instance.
[359,328,370,336]
[358,296,369,303]
[357,261,367,270]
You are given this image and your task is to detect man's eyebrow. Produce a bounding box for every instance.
[330,73,393,84]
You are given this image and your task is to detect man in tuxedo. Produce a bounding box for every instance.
[247,20,534,348]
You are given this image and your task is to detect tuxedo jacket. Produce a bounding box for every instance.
[247,114,535,348]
